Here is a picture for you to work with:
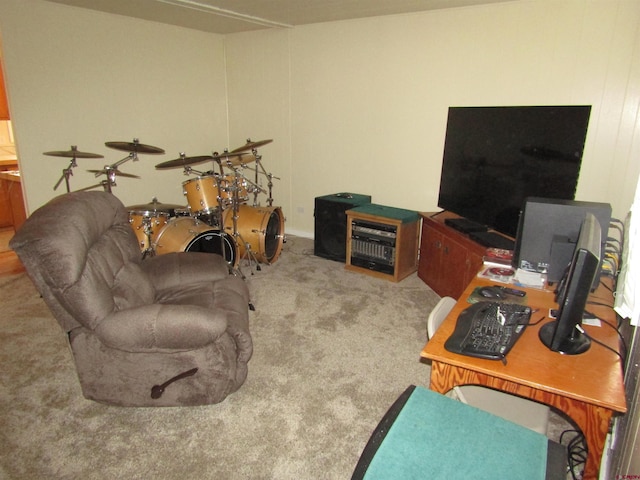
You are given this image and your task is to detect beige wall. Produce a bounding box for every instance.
[0,0,229,212]
[226,0,640,236]
[0,0,639,238]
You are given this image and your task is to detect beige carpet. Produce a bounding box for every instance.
[0,236,442,479]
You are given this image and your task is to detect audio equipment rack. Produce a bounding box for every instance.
[345,204,421,282]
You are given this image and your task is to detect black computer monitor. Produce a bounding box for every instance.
[538,212,602,355]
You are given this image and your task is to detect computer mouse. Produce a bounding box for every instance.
[478,287,505,299]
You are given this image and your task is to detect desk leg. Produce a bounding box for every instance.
[429,361,612,480]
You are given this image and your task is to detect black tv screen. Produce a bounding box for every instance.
[437,105,591,237]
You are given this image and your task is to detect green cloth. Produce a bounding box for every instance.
[349,204,419,223]
[363,387,548,480]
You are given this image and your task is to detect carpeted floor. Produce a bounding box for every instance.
[0,235,443,479]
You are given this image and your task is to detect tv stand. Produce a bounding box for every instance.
[444,217,488,234]
[469,231,515,250]
[418,212,514,298]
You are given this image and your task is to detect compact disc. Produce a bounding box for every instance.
[487,267,515,282]
[488,267,515,277]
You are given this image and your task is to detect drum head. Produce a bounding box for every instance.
[264,210,282,261]
[186,230,237,266]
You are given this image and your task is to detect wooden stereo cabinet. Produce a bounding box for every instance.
[345,204,420,282]
[418,212,490,299]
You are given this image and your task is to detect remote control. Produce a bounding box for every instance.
[493,286,526,297]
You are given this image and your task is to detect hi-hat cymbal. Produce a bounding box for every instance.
[44,146,104,159]
[230,139,273,153]
[127,198,185,213]
[87,169,140,179]
[105,139,165,154]
[155,155,215,170]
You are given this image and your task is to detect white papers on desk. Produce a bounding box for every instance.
[512,269,547,289]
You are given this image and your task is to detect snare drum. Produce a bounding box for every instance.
[223,205,284,264]
[128,210,170,251]
[154,216,237,266]
[127,200,186,252]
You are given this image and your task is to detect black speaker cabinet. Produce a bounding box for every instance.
[314,193,371,262]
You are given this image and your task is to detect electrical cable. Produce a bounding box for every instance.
[576,324,623,361]
[559,429,587,480]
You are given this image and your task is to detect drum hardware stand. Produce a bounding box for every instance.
[228,167,261,277]
[140,216,157,260]
[210,172,238,272]
[249,150,279,207]
[53,158,76,193]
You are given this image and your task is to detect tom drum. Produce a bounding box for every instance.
[183,174,249,215]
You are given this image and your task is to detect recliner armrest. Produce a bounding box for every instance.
[140,252,230,292]
[93,303,228,352]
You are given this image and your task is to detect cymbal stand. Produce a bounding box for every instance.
[229,168,261,277]
[53,157,77,192]
[99,167,118,193]
[250,149,280,207]
[73,179,111,193]
[210,171,236,271]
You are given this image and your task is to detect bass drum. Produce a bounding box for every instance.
[223,205,284,264]
[154,216,237,266]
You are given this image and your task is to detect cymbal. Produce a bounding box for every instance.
[127,198,185,213]
[155,155,215,170]
[214,151,253,166]
[44,146,103,159]
[87,169,141,179]
[230,139,273,153]
[105,140,165,154]
[155,152,250,169]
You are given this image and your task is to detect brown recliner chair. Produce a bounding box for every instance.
[10,191,252,407]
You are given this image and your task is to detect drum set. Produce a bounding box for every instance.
[44,138,284,276]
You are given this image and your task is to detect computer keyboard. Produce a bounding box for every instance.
[444,302,532,361]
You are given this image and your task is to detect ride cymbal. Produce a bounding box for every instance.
[214,151,253,166]
[230,139,273,153]
[44,146,103,159]
[105,139,165,154]
[155,155,215,170]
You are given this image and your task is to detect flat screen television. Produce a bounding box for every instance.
[538,212,601,355]
[437,105,592,238]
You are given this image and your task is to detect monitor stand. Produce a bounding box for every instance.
[539,322,591,355]
[444,217,488,234]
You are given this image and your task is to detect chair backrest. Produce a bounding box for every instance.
[10,191,154,333]
[426,296,457,339]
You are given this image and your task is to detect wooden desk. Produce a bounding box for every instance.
[421,276,626,480]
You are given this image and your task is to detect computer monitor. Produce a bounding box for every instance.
[538,212,602,355]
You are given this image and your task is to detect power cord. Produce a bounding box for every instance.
[583,309,628,364]
[559,429,587,480]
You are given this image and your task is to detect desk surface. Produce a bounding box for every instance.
[421,276,627,414]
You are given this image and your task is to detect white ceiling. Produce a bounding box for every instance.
[44,0,512,34]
